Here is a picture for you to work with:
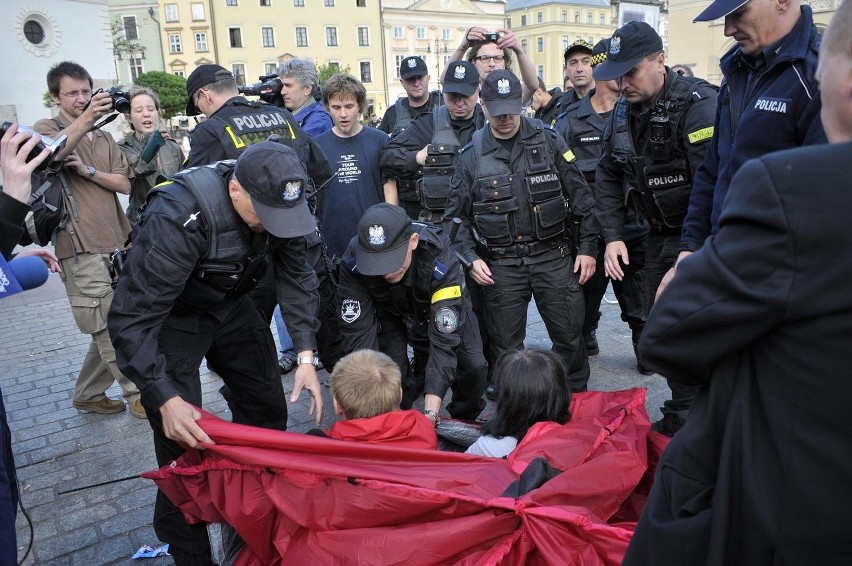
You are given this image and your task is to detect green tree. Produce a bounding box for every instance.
[317,63,351,86]
[43,91,55,109]
[111,19,145,61]
[133,71,188,119]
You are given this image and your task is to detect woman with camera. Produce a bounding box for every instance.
[119,87,184,226]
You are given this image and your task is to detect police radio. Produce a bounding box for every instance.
[649,72,672,163]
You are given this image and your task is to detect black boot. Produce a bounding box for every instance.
[584,329,600,356]
[632,327,653,375]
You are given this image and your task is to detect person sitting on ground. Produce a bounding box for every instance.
[467,348,572,458]
[324,349,438,449]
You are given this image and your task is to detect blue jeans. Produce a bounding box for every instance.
[273,306,295,359]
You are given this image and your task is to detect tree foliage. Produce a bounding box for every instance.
[111,19,145,60]
[133,71,188,119]
[317,63,352,86]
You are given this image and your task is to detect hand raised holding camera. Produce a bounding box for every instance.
[0,123,51,204]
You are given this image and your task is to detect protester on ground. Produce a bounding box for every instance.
[593,23,718,435]
[446,69,598,393]
[119,87,184,226]
[625,4,852,562]
[466,348,571,458]
[34,61,144,418]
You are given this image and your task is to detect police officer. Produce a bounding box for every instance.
[380,60,485,223]
[594,22,718,435]
[556,40,596,114]
[108,142,324,565]
[335,203,486,423]
[555,39,649,371]
[379,56,443,139]
[446,70,598,392]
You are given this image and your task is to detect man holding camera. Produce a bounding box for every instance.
[33,61,143,418]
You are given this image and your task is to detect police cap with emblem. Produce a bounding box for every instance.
[442,60,480,97]
[693,0,750,22]
[564,39,595,61]
[233,141,316,238]
[400,56,429,80]
[590,38,610,68]
[185,64,236,116]
[592,22,663,81]
[480,69,523,116]
[355,203,413,276]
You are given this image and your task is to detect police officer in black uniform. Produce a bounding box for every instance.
[379,56,443,139]
[108,143,324,565]
[380,60,484,223]
[555,39,649,371]
[594,22,718,435]
[335,203,486,423]
[446,70,598,392]
[183,64,344,372]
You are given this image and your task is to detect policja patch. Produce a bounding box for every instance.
[341,299,361,323]
[435,306,459,333]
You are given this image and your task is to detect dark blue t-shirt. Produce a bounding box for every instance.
[314,126,389,257]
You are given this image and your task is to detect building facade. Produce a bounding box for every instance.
[109,0,167,87]
[505,0,615,89]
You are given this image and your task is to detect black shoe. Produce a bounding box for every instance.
[485,383,497,401]
[652,413,685,437]
[584,330,599,356]
[636,360,653,375]
[279,355,296,374]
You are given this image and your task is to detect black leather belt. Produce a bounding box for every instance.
[485,238,568,259]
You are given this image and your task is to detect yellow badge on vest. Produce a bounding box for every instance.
[562,149,576,162]
[688,126,714,144]
[431,285,461,304]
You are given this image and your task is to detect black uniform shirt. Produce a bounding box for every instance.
[378,93,441,136]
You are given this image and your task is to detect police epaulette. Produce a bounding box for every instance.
[460,141,473,153]
[432,261,449,281]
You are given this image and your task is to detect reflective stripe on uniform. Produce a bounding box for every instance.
[431,285,461,303]
[688,126,714,144]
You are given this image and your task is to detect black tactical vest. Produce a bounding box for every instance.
[610,75,711,229]
[213,100,298,154]
[391,91,442,138]
[470,121,568,247]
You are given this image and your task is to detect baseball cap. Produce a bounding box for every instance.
[233,141,316,239]
[694,0,750,22]
[400,56,429,80]
[590,38,610,67]
[564,39,595,61]
[442,60,479,96]
[355,204,413,276]
[480,70,523,116]
[185,64,235,116]
[593,22,663,81]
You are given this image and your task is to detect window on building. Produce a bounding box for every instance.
[260,0,271,5]
[191,3,204,20]
[328,61,340,73]
[232,63,246,86]
[23,20,45,45]
[393,26,403,39]
[561,10,568,22]
[174,70,185,77]
[562,35,568,50]
[575,10,580,22]
[537,11,543,23]
[537,65,544,79]
[588,36,594,44]
[416,27,425,39]
[169,33,182,53]
[521,15,527,26]
[129,55,144,81]
[165,4,178,21]
[225,0,237,4]
[262,26,275,47]
[265,63,277,74]
[229,27,242,48]
[358,27,369,46]
[360,61,372,83]
[293,0,304,5]
[505,17,511,29]
[394,54,404,76]
[442,28,451,40]
[122,16,138,40]
[295,26,308,46]
[357,0,366,6]
[521,39,528,52]
[324,0,335,5]
[195,32,208,51]
[600,12,606,24]
[537,37,544,52]
[326,27,338,46]
[587,12,593,23]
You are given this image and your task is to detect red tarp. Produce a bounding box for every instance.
[144,388,669,565]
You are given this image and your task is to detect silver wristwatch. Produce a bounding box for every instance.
[87,165,97,178]
[296,355,319,367]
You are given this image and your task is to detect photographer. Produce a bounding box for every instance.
[119,87,184,226]
[277,58,333,136]
[34,61,144,418]
[442,27,539,92]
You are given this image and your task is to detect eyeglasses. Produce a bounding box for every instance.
[475,55,505,63]
[59,89,92,99]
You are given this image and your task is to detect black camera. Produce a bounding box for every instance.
[82,87,132,114]
[0,122,68,172]
[483,31,501,43]
[238,74,284,107]
[108,248,128,288]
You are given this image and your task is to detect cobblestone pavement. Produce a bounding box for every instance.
[2,273,667,565]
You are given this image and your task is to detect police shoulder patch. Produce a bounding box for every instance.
[432,261,449,281]
[562,149,576,162]
[434,306,459,333]
[431,285,461,303]
[340,299,361,323]
[687,126,714,145]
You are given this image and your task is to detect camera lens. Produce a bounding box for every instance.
[113,97,131,114]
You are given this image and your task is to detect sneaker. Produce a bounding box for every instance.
[584,330,599,356]
[129,398,147,419]
[652,413,685,437]
[279,355,296,374]
[485,383,497,401]
[73,397,125,414]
